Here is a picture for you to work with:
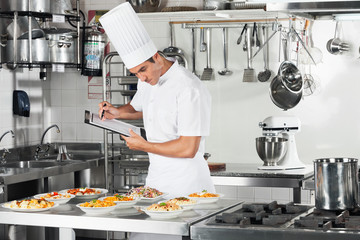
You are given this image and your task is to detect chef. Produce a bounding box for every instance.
[99,3,214,238]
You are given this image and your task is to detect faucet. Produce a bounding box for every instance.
[0,130,15,164]
[34,125,60,160]
[0,130,15,143]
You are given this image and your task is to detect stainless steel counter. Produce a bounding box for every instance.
[0,198,242,238]
[210,163,314,203]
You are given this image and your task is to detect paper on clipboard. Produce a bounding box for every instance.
[84,110,146,140]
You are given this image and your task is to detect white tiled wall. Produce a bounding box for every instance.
[217,185,312,204]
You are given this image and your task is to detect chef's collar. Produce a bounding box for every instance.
[158,58,178,86]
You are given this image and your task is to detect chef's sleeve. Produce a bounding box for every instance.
[130,79,143,112]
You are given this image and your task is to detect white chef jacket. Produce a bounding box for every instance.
[130,59,215,199]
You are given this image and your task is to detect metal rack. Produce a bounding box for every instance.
[102,52,149,194]
[0,0,81,70]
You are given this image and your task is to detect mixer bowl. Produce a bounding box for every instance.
[126,0,161,12]
[256,137,288,166]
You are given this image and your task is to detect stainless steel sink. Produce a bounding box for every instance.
[38,154,104,161]
[70,154,104,160]
[1,160,80,169]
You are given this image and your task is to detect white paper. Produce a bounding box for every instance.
[52,14,65,23]
[88,112,142,137]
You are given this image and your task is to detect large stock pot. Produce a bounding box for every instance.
[2,39,50,63]
[314,158,359,210]
[44,28,77,63]
[0,0,50,12]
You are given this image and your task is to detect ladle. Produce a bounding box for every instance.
[218,28,232,76]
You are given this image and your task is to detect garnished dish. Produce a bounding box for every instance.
[147,202,181,212]
[166,197,197,211]
[59,188,108,199]
[99,194,139,209]
[143,202,183,220]
[102,194,134,202]
[188,190,224,204]
[34,192,75,205]
[2,199,58,212]
[76,199,117,215]
[126,186,167,200]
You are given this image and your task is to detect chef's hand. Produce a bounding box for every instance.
[122,129,147,151]
[98,101,117,120]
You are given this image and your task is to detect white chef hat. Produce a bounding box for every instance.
[99,2,157,69]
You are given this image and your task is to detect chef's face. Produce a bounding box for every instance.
[129,53,162,86]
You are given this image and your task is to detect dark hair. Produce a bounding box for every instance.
[146,51,165,63]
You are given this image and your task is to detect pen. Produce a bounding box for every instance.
[101,103,106,119]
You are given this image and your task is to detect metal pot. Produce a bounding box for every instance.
[2,39,50,63]
[204,0,234,10]
[6,17,45,40]
[0,0,50,12]
[51,0,75,15]
[44,28,77,63]
[126,0,161,13]
[269,75,302,110]
[314,158,359,210]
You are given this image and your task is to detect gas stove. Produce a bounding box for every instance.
[190,201,360,240]
[209,201,312,227]
[294,208,360,230]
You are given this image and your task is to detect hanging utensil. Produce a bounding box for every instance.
[251,22,256,47]
[237,24,247,45]
[191,28,197,75]
[218,28,232,76]
[163,22,188,68]
[254,23,261,47]
[200,28,213,81]
[258,26,271,82]
[200,27,207,52]
[243,27,256,82]
[251,28,278,60]
[326,21,350,55]
[299,20,323,65]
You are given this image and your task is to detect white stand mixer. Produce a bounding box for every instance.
[258,116,306,170]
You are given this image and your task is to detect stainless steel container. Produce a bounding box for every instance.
[256,137,287,166]
[314,158,359,210]
[45,28,77,63]
[126,0,161,13]
[0,0,50,12]
[2,39,50,63]
[50,0,75,15]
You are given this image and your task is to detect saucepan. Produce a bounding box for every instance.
[314,158,359,210]
[269,37,303,110]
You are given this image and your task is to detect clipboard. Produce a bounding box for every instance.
[84,110,147,140]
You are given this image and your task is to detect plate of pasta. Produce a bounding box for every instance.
[34,192,75,205]
[76,199,117,215]
[143,202,184,220]
[166,197,197,211]
[99,194,139,209]
[126,186,167,201]
[188,191,224,204]
[59,188,108,199]
[2,199,59,212]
